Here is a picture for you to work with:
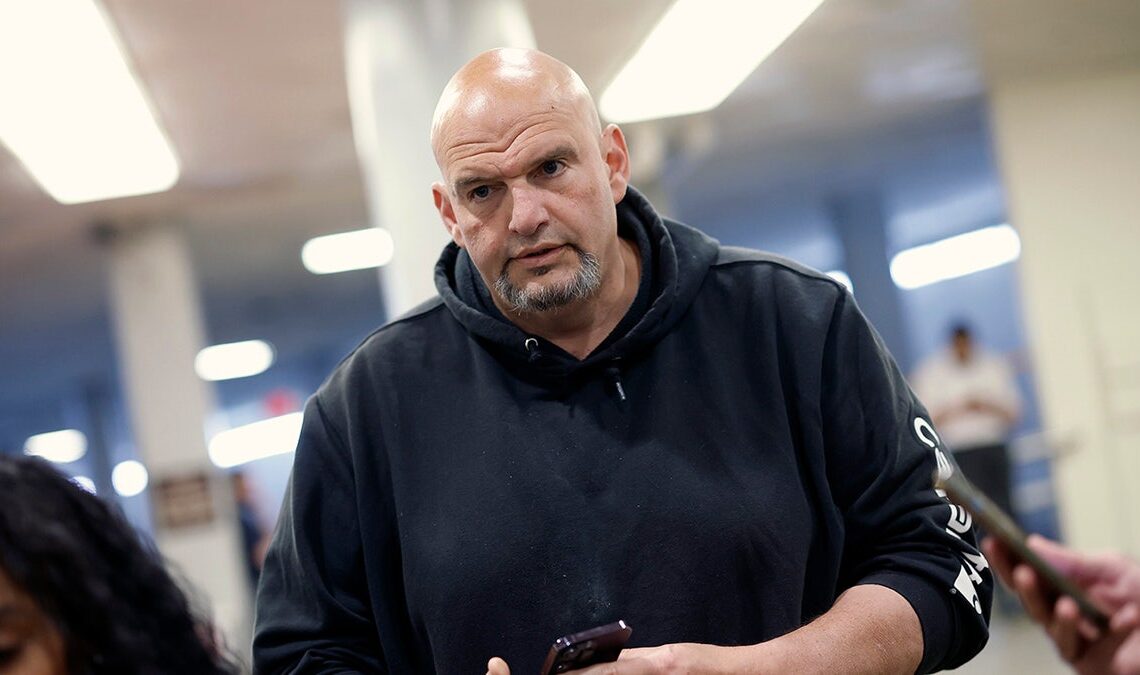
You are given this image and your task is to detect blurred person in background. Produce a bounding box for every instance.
[912,322,1023,522]
[231,471,270,590]
[985,535,1140,674]
[0,454,238,675]
[254,48,991,674]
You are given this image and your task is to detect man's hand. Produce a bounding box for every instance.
[983,535,1140,674]
[486,644,755,675]
[486,584,921,675]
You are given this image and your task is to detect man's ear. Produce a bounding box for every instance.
[602,124,631,203]
[432,183,464,247]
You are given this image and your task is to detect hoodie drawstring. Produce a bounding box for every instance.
[524,337,542,364]
[524,338,627,403]
[605,360,627,402]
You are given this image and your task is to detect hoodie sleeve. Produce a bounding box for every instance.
[253,395,387,674]
[820,291,992,673]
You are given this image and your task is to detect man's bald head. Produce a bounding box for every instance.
[430,48,602,170]
[427,47,633,327]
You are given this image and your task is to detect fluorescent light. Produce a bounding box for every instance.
[0,0,180,204]
[208,412,303,468]
[194,340,275,382]
[826,270,853,293]
[600,0,826,123]
[72,475,97,494]
[302,228,395,274]
[112,459,148,497]
[23,429,87,463]
[890,224,1021,290]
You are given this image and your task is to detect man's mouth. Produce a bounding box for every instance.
[517,244,563,259]
[513,244,567,266]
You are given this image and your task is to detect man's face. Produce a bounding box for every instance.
[433,94,627,314]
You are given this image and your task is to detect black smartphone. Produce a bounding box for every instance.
[539,620,632,675]
[935,466,1109,629]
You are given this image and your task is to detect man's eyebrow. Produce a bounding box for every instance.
[452,146,580,196]
[535,145,578,167]
[452,175,490,196]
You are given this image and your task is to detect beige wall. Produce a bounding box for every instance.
[987,68,1140,553]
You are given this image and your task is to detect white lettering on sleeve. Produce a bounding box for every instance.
[953,564,984,614]
[914,417,941,449]
[947,504,973,537]
[914,414,988,613]
[962,550,989,574]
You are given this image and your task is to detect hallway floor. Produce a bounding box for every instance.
[952,611,1069,674]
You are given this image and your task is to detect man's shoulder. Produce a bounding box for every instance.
[707,244,849,299]
[714,245,828,278]
[356,296,450,355]
[315,297,455,401]
[656,216,845,303]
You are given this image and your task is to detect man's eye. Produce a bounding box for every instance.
[541,160,562,176]
[470,185,491,200]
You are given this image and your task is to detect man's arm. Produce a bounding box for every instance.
[487,585,920,675]
[253,395,387,674]
[823,291,992,671]
[615,584,922,674]
[738,584,922,673]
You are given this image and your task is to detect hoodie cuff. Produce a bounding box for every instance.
[856,572,959,674]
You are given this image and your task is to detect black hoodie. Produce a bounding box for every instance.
[254,188,992,674]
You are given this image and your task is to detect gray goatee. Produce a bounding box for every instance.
[494,247,602,314]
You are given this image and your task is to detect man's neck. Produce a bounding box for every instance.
[505,237,641,360]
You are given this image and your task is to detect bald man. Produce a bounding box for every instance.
[254,49,991,674]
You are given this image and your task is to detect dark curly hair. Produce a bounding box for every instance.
[0,454,239,674]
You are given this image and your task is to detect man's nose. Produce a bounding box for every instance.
[507,184,549,237]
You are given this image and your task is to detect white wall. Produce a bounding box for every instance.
[988,67,1140,553]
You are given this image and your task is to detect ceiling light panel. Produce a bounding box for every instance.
[111,459,149,497]
[600,0,826,123]
[302,228,395,274]
[890,224,1021,290]
[0,0,180,203]
[208,412,304,468]
[195,340,276,382]
[23,428,87,463]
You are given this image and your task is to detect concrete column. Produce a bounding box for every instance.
[985,68,1140,553]
[828,190,911,369]
[104,223,251,646]
[343,0,535,317]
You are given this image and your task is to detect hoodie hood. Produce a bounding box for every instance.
[435,186,719,379]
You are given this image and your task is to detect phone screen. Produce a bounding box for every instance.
[540,620,632,675]
[935,466,1109,629]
